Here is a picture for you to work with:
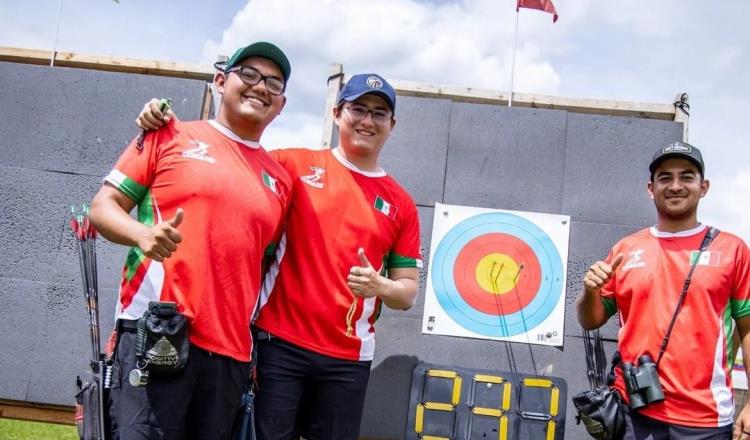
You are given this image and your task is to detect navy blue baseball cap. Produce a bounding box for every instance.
[224,42,291,82]
[649,141,705,175]
[337,74,396,112]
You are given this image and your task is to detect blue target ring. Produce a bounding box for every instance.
[431,212,563,337]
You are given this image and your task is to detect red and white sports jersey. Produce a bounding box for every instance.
[255,148,422,361]
[105,120,290,362]
[600,224,750,427]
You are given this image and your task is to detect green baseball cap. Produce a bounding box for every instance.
[224,41,291,82]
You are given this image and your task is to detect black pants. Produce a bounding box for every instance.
[624,410,732,440]
[109,331,251,440]
[254,334,371,440]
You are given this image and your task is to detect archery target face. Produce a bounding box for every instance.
[422,203,570,346]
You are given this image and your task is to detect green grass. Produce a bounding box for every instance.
[0,419,78,440]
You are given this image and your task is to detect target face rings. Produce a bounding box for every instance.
[431,212,563,337]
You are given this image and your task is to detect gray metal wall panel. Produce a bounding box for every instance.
[0,277,117,405]
[0,62,204,407]
[378,96,452,207]
[0,166,127,287]
[564,221,642,340]
[561,113,683,226]
[0,62,206,175]
[443,103,567,213]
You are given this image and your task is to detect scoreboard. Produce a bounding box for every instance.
[405,362,567,439]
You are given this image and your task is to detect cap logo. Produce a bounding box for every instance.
[366,75,383,89]
[663,143,691,154]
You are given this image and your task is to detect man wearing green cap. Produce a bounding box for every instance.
[90,41,292,439]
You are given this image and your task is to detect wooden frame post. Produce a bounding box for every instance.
[321,63,344,149]
[673,92,690,142]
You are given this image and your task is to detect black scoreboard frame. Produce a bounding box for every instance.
[404,362,568,439]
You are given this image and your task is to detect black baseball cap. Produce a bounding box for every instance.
[223,42,291,82]
[649,141,705,175]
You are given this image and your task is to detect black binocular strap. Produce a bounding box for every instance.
[655,226,720,366]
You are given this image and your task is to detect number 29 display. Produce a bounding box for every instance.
[405,362,567,439]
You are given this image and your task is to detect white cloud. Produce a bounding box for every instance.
[197,0,750,244]
[701,166,750,244]
[201,0,564,148]
[262,110,326,150]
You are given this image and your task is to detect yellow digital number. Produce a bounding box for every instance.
[414,369,462,439]
[520,378,560,440]
[467,374,512,440]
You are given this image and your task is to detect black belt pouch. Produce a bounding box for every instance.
[136,301,189,374]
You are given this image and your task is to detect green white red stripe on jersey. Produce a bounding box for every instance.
[105,169,148,203]
[104,183,166,320]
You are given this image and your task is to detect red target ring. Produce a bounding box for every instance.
[453,233,541,315]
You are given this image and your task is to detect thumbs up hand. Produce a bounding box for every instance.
[583,253,623,295]
[347,248,384,299]
[137,208,184,262]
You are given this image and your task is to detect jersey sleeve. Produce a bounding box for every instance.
[387,198,422,269]
[103,128,163,203]
[730,239,750,319]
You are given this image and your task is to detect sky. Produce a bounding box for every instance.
[1,0,748,240]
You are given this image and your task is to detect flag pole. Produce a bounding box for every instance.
[508,7,520,107]
[51,0,63,67]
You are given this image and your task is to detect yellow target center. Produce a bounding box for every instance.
[475,253,520,295]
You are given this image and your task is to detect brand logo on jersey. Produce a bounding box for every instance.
[689,250,721,267]
[300,166,326,188]
[374,195,397,220]
[182,140,216,163]
[262,170,279,196]
[622,249,646,270]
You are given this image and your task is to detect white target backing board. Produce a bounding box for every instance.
[423,203,571,346]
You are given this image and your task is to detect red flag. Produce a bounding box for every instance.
[517,0,558,22]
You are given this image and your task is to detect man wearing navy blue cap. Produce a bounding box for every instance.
[136,73,422,439]
[250,73,422,440]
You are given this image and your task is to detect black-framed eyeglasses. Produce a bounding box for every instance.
[225,66,286,96]
[343,104,393,124]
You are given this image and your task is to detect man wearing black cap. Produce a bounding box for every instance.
[90,42,292,439]
[135,73,421,439]
[576,142,750,439]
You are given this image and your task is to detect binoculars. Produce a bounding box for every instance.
[622,354,664,410]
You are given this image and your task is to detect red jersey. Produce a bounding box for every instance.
[105,120,291,361]
[600,224,750,427]
[255,148,422,361]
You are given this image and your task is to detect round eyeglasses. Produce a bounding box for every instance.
[225,66,286,96]
[343,104,393,124]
